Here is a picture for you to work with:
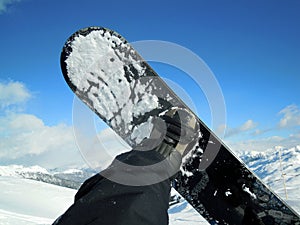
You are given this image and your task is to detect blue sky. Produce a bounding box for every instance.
[0,0,300,168]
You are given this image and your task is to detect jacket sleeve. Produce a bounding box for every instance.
[53,150,176,225]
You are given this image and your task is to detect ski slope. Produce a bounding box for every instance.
[0,175,208,224]
[0,176,75,225]
[0,145,299,224]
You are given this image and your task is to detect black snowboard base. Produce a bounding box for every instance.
[61,26,300,225]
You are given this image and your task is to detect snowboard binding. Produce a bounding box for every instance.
[146,107,200,158]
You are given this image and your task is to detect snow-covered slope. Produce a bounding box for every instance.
[0,176,75,224]
[0,175,208,224]
[0,145,299,224]
[240,145,300,213]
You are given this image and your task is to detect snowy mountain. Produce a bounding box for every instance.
[0,145,300,224]
[0,165,96,189]
[240,145,300,213]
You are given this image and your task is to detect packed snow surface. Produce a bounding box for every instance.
[0,175,208,224]
[0,176,75,224]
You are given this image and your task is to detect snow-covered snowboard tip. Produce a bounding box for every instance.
[61,27,174,147]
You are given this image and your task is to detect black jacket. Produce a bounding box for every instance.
[53,150,179,225]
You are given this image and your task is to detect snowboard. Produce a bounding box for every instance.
[61,26,300,225]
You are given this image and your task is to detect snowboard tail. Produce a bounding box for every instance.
[61,26,300,225]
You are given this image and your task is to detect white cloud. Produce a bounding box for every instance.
[0,80,85,169]
[240,119,257,131]
[289,132,300,139]
[225,119,258,137]
[224,104,300,154]
[0,112,84,168]
[0,81,31,108]
[278,104,300,128]
[79,128,131,170]
[0,80,126,170]
[226,134,300,154]
[0,0,21,14]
